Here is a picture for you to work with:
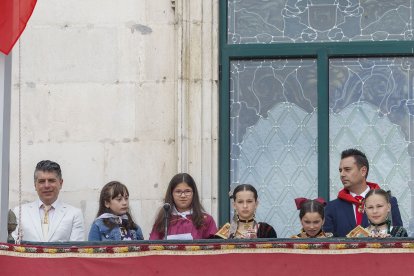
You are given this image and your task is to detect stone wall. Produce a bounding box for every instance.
[8,0,218,239]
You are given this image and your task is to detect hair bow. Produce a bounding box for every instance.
[294,197,326,210]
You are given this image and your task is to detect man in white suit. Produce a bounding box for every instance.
[12,160,85,242]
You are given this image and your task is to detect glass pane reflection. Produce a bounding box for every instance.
[329,57,414,230]
[228,0,414,44]
[230,59,317,237]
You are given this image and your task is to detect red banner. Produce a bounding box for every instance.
[2,251,414,276]
[1,240,414,275]
[0,0,37,55]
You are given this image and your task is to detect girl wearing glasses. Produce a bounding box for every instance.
[149,173,217,240]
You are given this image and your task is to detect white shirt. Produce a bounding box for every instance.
[350,186,370,220]
[37,199,57,223]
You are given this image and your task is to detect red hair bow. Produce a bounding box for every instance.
[294,197,326,210]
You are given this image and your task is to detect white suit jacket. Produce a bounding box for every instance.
[12,200,85,242]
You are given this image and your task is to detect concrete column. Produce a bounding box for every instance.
[175,0,219,217]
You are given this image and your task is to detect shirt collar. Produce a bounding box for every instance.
[96,213,128,224]
[172,206,192,219]
[37,198,59,209]
[350,185,370,198]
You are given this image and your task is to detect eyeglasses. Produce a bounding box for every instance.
[173,189,193,197]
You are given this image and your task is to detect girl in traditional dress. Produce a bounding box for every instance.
[216,184,277,239]
[364,189,407,238]
[149,173,217,240]
[291,198,333,238]
[88,181,144,241]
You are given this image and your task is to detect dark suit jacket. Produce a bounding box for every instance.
[323,196,403,237]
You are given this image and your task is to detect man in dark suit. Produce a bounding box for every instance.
[324,148,403,237]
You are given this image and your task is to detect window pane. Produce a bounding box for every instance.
[230,59,317,237]
[329,57,413,230]
[228,0,414,44]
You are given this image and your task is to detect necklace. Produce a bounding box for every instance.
[369,219,390,235]
[369,226,388,235]
[240,221,254,230]
[370,220,388,227]
[300,229,323,238]
[237,216,254,223]
[236,221,258,238]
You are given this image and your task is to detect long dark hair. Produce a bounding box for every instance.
[96,181,137,230]
[153,173,205,233]
[227,184,258,238]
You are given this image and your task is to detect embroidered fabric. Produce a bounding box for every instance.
[291,229,333,238]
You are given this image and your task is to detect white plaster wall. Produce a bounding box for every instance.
[8,0,219,241]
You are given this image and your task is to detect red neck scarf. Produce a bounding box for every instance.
[338,182,380,225]
[337,182,380,203]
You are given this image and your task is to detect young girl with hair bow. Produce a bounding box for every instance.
[291,197,333,238]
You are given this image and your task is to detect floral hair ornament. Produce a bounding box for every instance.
[294,197,326,210]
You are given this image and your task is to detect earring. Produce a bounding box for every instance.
[386,212,392,224]
[233,209,238,222]
[228,209,239,239]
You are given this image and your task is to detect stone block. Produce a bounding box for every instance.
[31,0,146,25]
[46,84,136,141]
[135,81,176,141]
[128,199,143,235]
[146,0,175,25]
[103,140,176,200]
[117,28,145,82]
[80,198,98,239]
[10,142,105,193]
[21,26,119,83]
[142,25,175,81]
[139,199,164,239]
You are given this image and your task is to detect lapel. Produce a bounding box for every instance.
[342,200,357,230]
[47,200,66,241]
[361,213,369,227]
[28,201,43,241]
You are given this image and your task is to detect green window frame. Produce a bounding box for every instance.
[218,0,414,226]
